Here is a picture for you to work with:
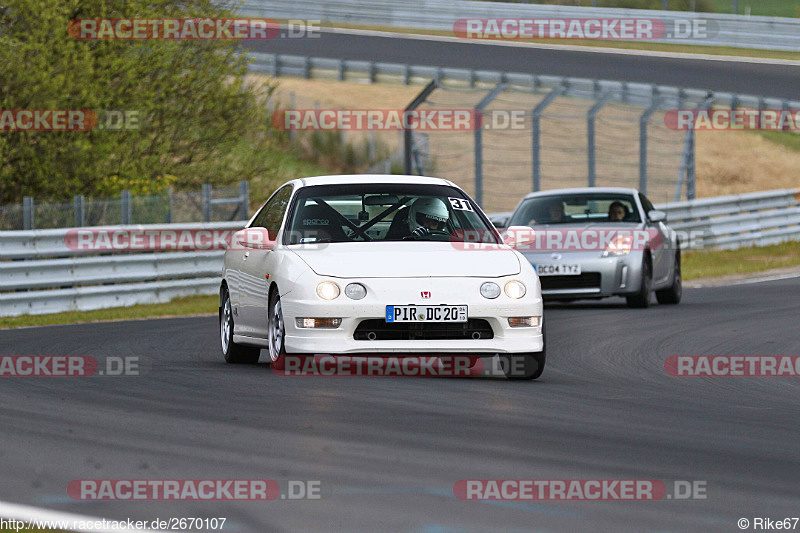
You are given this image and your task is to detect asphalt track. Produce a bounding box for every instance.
[244,30,800,99]
[1,276,799,532]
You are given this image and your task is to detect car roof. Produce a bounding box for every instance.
[294,174,455,187]
[520,187,640,200]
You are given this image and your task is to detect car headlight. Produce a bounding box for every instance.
[316,281,340,300]
[602,234,633,257]
[345,283,367,300]
[480,282,501,299]
[504,280,526,299]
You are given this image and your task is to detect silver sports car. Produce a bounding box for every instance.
[505,187,681,308]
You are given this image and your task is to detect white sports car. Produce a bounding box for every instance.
[219,175,545,379]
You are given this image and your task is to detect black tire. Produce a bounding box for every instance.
[267,290,288,370]
[500,324,546,380]
[626,254,653,309]
[656,249,682,305]
[220,288,260,364]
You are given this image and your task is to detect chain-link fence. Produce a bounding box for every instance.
[407,82,691,213]
[0,182,250,230]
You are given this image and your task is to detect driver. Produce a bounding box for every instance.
[406,197,449,238]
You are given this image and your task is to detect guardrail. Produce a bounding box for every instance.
[490,189,800,250]
[0,222,244,317]
[2,190,798,317]
[250,52,800,112]
[658,189,800,249]
[239,0,800,52]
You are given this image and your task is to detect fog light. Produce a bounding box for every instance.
[480,282,501,299]
[296,318,342,329]
[345,283,367,300]
[508,316,540,328]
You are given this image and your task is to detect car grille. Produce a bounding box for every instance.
[353,319,494,341]
[540,272,602,291]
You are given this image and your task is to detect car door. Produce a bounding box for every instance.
[639,193,670,285]
[237,185,293,338]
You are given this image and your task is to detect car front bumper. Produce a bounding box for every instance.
[520,251,645,300]
[280,276,544,355]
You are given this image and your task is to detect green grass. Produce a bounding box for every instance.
[752,130,800,153]
[710,0,800,17]
[0,295,218,330]
[683,240,800,279]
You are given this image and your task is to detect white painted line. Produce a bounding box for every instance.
[0,499,164,533]
[727,272,800,286]
[687,271,800,288]
[323,26,800,66]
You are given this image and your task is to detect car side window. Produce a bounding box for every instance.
[252,185,293,234]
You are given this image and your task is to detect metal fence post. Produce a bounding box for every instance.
[403,80,439,175]
[289,92,296,143]
[532,82,567,192]
[22,196,34,230]
[73,195,84,227]
[303,56,311,79]
[121,190,132,225]
[337,58,345,81]
[473,83,507,207]
[587,91,613,188]
[369,61,377,83]
[167,187,174,223]
[639,90,661,195]
[202,184,212,222]
[675,93,713,201]
[239,181,250,220]
[368,130,376,162]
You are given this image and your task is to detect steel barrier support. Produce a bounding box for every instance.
[473,82,507,207]
[403,80,439,175]
[532,82,567,192]
[587,91,614,188]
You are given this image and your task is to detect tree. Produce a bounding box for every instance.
[0,0,277,203]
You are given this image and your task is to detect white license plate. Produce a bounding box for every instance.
[385,305,468,323]
[535,264,581,276]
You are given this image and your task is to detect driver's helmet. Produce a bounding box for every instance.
[407,197,449,232]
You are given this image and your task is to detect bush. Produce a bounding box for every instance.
[0,0,280,203]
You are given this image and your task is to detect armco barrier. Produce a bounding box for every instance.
[2,190,798,317]
[239,0,800,52]
[0,222,244,317]
[491,189,800,250]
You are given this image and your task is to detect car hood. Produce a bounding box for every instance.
[289,242,521,278]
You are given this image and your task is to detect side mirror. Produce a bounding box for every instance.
[488,212,511,229]
[235,227,276,250]
[502,226,536,248]
[648,210,667,223]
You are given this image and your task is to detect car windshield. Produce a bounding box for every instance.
[284,184,500,244]
[508,193,641,226]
